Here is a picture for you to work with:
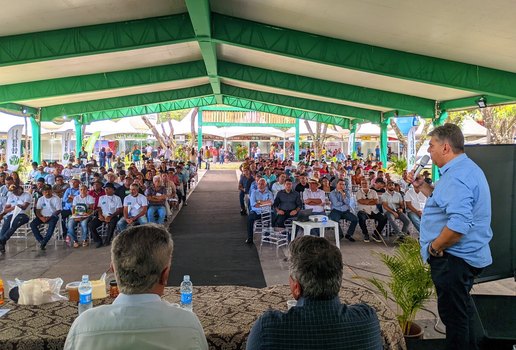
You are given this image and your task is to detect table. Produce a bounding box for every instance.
[0,285,405,350]
[292,219,340,246]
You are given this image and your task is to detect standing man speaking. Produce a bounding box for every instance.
[408,123,492,350]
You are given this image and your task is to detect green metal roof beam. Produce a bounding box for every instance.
[41,84,213,121]
[0,61,207,104]
[223,95,350,129]
[0,14,195,67]
[221,84,381,123]
[83,96,217,123]
[0,103,38,117]
[218,61,435,118]
[439,95,513,111]
[212,14,516,100]
[186,0,222,104]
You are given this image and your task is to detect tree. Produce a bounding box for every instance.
[448,104,516,144]
[390,118,432,158]
[304,120,329,159]
[481,105,516,144]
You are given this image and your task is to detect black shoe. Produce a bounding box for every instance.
[0,242,5,253]
[371,233,382,243]
[40,242,47,250]
[184,202,188,206]
[345,235,356,242]
[96,241,103,248]
[339,233,344,239]
[363,237,370,243]
[240,210,246,216]
[245,238,254,245]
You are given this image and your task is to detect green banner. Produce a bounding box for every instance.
[84,131,100,156]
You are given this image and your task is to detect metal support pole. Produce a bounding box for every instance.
[74,119,83,157]
[30,117,41,163]
[431,111,448,182]
[197,109,203,152]
[380,115,389,166]
[294,118,300,162]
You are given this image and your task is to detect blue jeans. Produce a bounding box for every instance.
[147,205,166,225]
[31,215,59,245]
[0,213,30,243]
[328,209,358,237]
[116,216,148,232]
[407,211,421,232]
[67,216,90,242]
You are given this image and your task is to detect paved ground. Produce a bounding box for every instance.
[0,169,514,340]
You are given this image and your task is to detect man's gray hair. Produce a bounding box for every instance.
[111,224,173,294]
[288,236,343,299]
[428,123,464,153]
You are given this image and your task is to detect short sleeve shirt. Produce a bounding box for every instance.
[36,195,62,216]
[6,192,32,215]
[97,194,123,216]
[123,194,148,217]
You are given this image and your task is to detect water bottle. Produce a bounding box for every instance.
[180,275,193,311]
[78,274,93,315]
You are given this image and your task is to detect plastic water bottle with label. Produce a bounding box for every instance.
[78,274,93,315]
[180,275,193,311]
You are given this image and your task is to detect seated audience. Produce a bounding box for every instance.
[117,184,148,231]
[0,185,32,253]
[246,235,382,350]
[30,184,62,250]
[67,185,94,248]
[64,224,208,350]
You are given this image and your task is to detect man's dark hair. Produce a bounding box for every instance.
[289,236,343,299]
[428,123,464,153]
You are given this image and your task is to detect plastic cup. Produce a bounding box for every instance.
[287,300,297,310]
[66,281,81,302]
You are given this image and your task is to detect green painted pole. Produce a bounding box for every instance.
[431,111,448,182]
[30,117,41,163]
[350,122,357,154]
[74,119,83,156]
[294,118,300,162]
[197,108,203,152]
[380,117,389,167]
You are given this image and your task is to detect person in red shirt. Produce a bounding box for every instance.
[88,181,106,209]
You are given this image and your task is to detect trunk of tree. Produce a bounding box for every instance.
[304,120,329,159]
[141,115,167,149]
[390,119,407,157]
[190,108,198,148]
[481,106,516,144]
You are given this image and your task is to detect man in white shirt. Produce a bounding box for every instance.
[303,178,327,236]
[64,224,208,350]
[89,183,123,247]
[116,184,148,232]
[404,182,427,232]
[356,180,386,243]
[382,181,411,240]
[30,184,63,250]
[0,185,32,254]
[271,173,287,199]
[67,185,95,248]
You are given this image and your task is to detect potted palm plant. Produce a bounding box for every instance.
[358,237,434,338]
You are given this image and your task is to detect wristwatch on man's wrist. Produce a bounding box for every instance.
[429,241,443,257]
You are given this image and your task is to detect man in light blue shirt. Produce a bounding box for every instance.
[408,123,492,350]
[328,179,358,242]
[246,178,273,244]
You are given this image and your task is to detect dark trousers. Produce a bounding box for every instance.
[328,209,358,237]
[61,209,72,237]
[0,214,30,243]
[357,211,387,237]
[274,211,295,228]
[239,191,246,211]
[30,215,59,245]
[88,215,120,244]
[429,253,483,350]
[247,211,260,240]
